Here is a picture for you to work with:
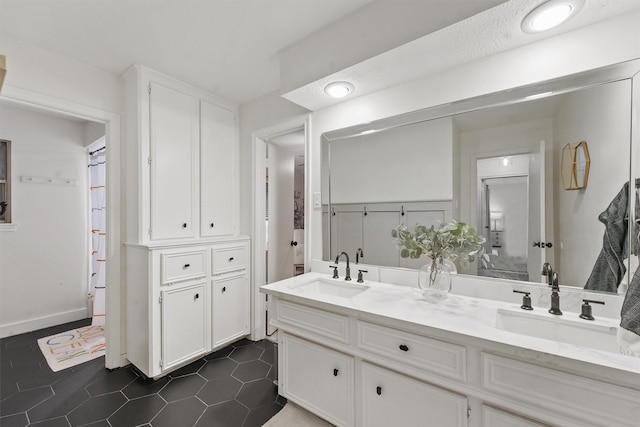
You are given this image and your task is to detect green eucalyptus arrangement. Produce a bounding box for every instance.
[391,220,488,270]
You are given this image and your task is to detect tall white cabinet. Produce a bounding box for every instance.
[123,66,249,379]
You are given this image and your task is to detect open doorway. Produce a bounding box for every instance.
[0,89,122,369]
[264,130,305,336]
[252,115,310,342]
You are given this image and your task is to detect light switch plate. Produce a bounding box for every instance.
[313,192,321,208]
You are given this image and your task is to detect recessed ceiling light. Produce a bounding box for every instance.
[521,0,584,33]
[324,81,354,98]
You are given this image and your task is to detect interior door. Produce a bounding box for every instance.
[267,142,295,283]
[527,141,547,282]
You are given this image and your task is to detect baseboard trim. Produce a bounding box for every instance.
[0,308,89,339]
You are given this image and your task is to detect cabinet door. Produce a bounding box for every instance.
[200,100,236,237]
[282,334,354,427]
[361,362,468,427]
[161,283,207,370]
[149,81,197,240]
[212,274,249,348]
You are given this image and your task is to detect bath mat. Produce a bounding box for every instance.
[37,324,106,372]
[262,403,334,427]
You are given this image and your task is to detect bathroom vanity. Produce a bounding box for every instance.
[261,269,640,427]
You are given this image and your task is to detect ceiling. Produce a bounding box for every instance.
[0,0,639,109]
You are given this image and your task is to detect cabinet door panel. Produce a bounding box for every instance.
[361,362,467,427]
[200,100,236,237]
[282,334,353,427]
[212,274,249,347]
[161,283,207,370]
[149,82,197,240]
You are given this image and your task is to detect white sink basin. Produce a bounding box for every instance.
[496,308,619,353]
[297,278,369,298]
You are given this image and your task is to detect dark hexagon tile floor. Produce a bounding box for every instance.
[0,319,285,426]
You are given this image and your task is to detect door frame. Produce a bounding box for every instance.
[0,86,123,369]
[251,114,310,341]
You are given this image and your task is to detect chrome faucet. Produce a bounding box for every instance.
[356,248,364,264]
[541,262,553,286]
[549,271,562,315]
[334,252,351,281]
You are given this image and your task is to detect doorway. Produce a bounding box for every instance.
[476,151,545,282]
[251,115,310,341]
[0,87,122,369]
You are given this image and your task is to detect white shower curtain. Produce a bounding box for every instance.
[88,137,106,326]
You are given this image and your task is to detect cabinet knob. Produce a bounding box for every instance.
[228,257,234,262]
[210,222,215,228]
[183,263,190,269]
[333,368,339,377]
[194,293,199,300]
[222,287,226,293]
[399,344,409,352]
[376,386,382,396]
[182,223,187,229]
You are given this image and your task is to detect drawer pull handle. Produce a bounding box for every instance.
[182,223,187,228]
[194,293,199,300]
[376,386,382,396]
[399,344,409,352]
[333,368,339,377]
[222,287,226,293]
[228,257,234,262]
[183,264,190,269]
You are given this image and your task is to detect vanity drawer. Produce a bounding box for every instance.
[212,246,246,274]
[161,250,206,284]
[277,301,350,344]
[482,353,640,427]
[357,321,466,382]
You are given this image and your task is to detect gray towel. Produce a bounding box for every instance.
[621,265,640,336]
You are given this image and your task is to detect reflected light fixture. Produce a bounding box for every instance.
[521,0,584,33]
[324,81,354,98]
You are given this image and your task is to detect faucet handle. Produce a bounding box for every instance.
[330,265,339,279]
[579,299,605,321]
[357,270,368,283]
[513,290,533,310]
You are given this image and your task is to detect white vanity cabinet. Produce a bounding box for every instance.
[126,238,250,379]
[361,362,467,427]
[200,99,237,237]
[148,81,198,240]
[211,242,250,349]
[267,292,640,427]
[123,65,239,243]
[281,334,354,427]
[160,282,207,370]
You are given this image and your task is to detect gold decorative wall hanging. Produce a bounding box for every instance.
[561,140,590,190]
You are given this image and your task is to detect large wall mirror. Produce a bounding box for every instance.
[321,59,640,294]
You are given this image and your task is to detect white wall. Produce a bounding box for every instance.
[328,117,453,204]
[0,35,122,113]
[307,11,640,263]
[553,79,632,288]
[0,104,90,337]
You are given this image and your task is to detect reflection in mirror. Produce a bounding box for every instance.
[322,60,639,294]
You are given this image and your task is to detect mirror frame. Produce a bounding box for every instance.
[321,59,640,288]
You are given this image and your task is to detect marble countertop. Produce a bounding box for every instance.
[261,272,640,376]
